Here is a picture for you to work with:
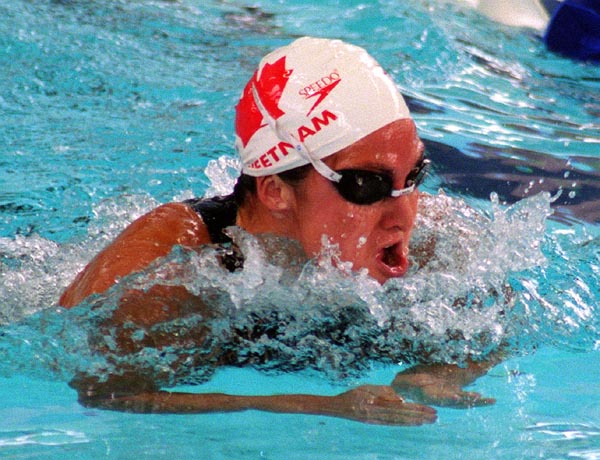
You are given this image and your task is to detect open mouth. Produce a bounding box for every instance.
[378,243,408,277]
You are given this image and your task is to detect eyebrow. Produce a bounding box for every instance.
[337,152,426,176]
[336,139,428,175]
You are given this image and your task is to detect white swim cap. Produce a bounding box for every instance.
[235,37,411,177]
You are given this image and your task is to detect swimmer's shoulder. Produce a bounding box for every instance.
[96,201,214,255]
[125,202,212,246]
[60,202,212,308]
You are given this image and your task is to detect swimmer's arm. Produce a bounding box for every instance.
[391,356,503,408]
[60,203,210,308]
[74,384,436,426]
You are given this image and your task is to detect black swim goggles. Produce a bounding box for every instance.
[326,157,431,205]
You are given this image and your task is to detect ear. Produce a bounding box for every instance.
[255,175,296,212]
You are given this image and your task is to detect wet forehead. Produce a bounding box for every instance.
[325,119,423,170]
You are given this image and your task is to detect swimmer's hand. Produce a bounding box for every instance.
[332,385,437,425]
[391,362,497,409]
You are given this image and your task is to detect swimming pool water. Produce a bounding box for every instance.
[1,1,599,459]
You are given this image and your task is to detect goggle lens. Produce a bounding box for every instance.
[332,158,430,205]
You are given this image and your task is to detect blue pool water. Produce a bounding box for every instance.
[1,1,599,459]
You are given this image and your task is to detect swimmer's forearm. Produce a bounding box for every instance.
[81,386,437,425]
[84,391,335,416]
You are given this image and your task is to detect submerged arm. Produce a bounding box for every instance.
[72,376,436,426]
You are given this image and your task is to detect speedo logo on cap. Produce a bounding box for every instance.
[298,69,342,116]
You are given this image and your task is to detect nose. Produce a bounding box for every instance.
[380,191,419,231]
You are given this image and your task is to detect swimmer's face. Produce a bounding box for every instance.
[289,118,423,284]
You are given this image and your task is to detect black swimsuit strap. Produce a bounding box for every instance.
[183,194,244,272]
[184,194,239,244]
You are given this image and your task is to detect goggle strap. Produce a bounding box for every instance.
[251,83,279,134]
[251,82,342,183]
[306,155,342,182]
[390,185,415,197]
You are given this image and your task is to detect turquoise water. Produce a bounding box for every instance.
[1,1,599,459]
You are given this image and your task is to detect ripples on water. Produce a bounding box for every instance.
[2,0,598,239]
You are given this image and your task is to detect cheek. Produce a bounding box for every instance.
[329,208,380,247]
[410,193,420,222]
[301,206,372,253]
[316,208,354,239]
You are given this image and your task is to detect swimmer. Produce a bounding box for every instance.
[60,37,496,425]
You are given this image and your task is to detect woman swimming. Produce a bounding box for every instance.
[60,37,495,425]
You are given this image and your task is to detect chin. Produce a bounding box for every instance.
[363,268,388,285]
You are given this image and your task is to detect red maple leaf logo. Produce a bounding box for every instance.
[235,57,293,147]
